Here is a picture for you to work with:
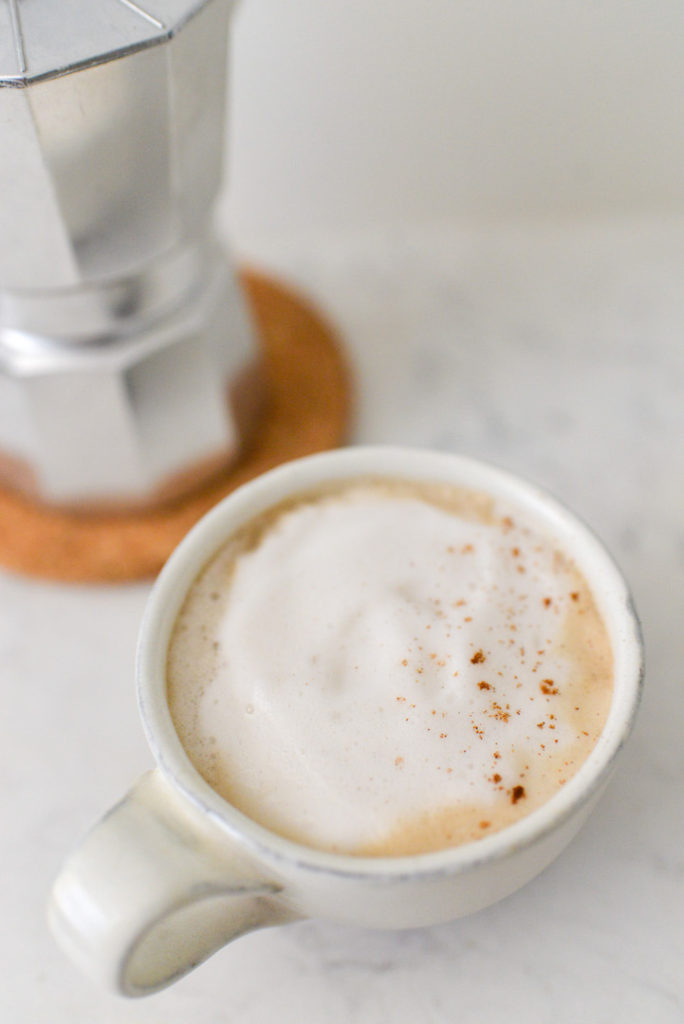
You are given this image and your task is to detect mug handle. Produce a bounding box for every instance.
[48,770,297,996]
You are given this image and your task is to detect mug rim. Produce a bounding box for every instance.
[137,445,644,882]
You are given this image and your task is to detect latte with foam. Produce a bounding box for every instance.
[167,479,613,856]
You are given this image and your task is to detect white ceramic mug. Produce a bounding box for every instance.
[49,447,644,997]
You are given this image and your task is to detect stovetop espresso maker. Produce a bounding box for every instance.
[0,0,259,510]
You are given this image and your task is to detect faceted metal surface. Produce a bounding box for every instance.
[0,1,213,85]
[0,246,255,508]
[0,0,230,288]
[0,0,258,508]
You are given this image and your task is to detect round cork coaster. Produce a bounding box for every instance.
[0,270,352,583]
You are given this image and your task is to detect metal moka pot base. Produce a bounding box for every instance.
[0,271,352,583]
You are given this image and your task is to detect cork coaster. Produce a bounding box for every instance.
[0,270,352,583]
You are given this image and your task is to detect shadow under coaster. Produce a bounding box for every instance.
[0,270,353,583]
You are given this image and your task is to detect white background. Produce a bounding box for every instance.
[224,0,684,244]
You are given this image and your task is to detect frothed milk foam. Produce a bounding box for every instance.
[167,479,613,856]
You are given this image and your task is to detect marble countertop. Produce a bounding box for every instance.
[2,216,683,1022]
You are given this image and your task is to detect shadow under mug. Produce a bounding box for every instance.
[49,446,644,996]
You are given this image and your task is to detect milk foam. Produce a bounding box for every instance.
[167,480,613,855]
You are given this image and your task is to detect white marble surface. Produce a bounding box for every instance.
[2,216,683,1022]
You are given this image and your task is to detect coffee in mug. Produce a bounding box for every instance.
[167,478,613,856]
[50,448,642,996]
